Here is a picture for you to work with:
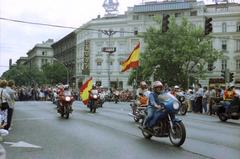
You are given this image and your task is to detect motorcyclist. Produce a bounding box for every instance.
[56,85,64,112]
[88,84,97,107]
[172,85,180,97]
[223,83,237,115]
[143,81,163,129]
[132,81,148,114]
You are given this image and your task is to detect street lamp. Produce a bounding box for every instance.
[68,75,76,86]
[101,29,117,91]
[53,57,69,84]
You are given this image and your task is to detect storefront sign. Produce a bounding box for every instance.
[82,40,90,75]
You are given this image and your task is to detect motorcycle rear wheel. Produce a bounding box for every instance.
[169,121,186,147]
[180,103,187,115]
[218,112,228,122]
[141,117,152,139]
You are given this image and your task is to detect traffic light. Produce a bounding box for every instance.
[229,72,234,82]
[221,70,226,82]
[162,14,170,33]
[204,17,212,35]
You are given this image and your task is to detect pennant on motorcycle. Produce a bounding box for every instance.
[80,76,93,105]
[121,42,140,72]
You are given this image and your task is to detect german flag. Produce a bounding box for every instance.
[121,42,140,72]
[80,76,93,105]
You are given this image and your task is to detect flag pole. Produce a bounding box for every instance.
[136,67,138,89]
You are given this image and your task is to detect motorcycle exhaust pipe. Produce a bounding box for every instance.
[128,113,137,118]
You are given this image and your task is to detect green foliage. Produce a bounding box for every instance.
[128,15,223,89]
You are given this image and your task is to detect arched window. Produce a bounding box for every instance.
[222,23,227,32]
[237,22,240,32]
[120,29,124,37]
[97,62,102,72]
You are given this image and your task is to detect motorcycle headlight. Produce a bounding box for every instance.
[93,95,97,99]
[172,101,180,110]
[180,96,184,101]
[65,97,71,101]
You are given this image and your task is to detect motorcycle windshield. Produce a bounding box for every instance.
[158,93,178,102]
[91,90,99,95]
[63,91,71,95]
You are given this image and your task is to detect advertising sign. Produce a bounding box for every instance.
[82,40,90,75]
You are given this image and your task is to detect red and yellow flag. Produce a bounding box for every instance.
[80,76,93,105]
[121,42,140,72]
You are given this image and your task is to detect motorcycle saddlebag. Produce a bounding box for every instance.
[228,105,239,113]
[212,103,224,113]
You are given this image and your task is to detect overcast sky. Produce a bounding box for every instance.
[0,0,239,76]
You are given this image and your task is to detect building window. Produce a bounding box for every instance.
[119,61,123,72]
[110,62,113,72]
[222,41,227,51]
[120,29,124,37]
[98,30,102,38]
[236,22,240,32]
[45,59,47,63]
[42,51,47,56]
[222,60,227,71]
[236,60,240,70]
[134,27,138,36]
[175,13,181,18]
[192,24,196,30]
[190,11,197,16]
[148,15,154,19]
[133,15,139,20]
[222,23,227,32]
[97,45,102,54]
[237,40,240,51]
[120,45,124,54]
[42,59,44,64]
[97,62,101,72]
[96,81,102,87]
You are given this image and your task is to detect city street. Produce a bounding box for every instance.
[2,101,240,159]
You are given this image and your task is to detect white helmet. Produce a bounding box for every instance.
[100,86,103,89]
[228,83,234,89]
[174,85,179,89]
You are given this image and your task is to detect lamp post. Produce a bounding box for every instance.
[53,57,69,84]
[68,75,76,86]
[101,29,117,91]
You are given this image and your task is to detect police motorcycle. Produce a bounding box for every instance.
[88,89,100,113]
[98,92,105,107]
[128,92,150,122]
[175,92,187,115]
[139,93,186,147]
[114,89,120,104]
[212,90,240,122]
[58,88,74,119]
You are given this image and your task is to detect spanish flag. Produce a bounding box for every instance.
[80,76,93,105]
[121,42,140,72]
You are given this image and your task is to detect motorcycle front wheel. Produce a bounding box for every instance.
[218,112,228,122]
[169,121,186,147]
[180,103,187,115]
[93,102,97,113]
[141,117,152,139]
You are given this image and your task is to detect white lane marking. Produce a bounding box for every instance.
[4,141,42,148]
[87,113,95,116]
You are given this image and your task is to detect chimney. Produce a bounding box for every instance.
[97,14,101,18]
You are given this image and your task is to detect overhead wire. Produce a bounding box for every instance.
[0,17,239,41]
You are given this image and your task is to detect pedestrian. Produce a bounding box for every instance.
[0,80,10,133]
[202,86,209,114]
[187,86,193,112]
[4,80,16,131]
[39,87,44,101]
[194,87,199,113]
[196,84,203,113]
[44,88,49,101]
[208,86,216,115]
[189,90,195,113]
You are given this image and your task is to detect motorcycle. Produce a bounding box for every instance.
[139,93,186,147]
[212,90,240,122]
[52,90,58,105]
[175,92,187,115]
[98,93,105,107]
[114,91,120,104]
[58,90,74,119]
[125,92,133,102]
[88,90,100,113]
[128,92,149,122]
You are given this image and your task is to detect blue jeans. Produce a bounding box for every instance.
[56,99,60,108]
[202,98,208,113]
[224,101,231,112]
[143,107,157,127]
[191,100,195,112]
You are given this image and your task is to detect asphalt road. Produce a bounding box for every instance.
[2,101,240,159]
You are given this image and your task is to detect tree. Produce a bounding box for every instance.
[41,63,73,85]
[128,15,223,89]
